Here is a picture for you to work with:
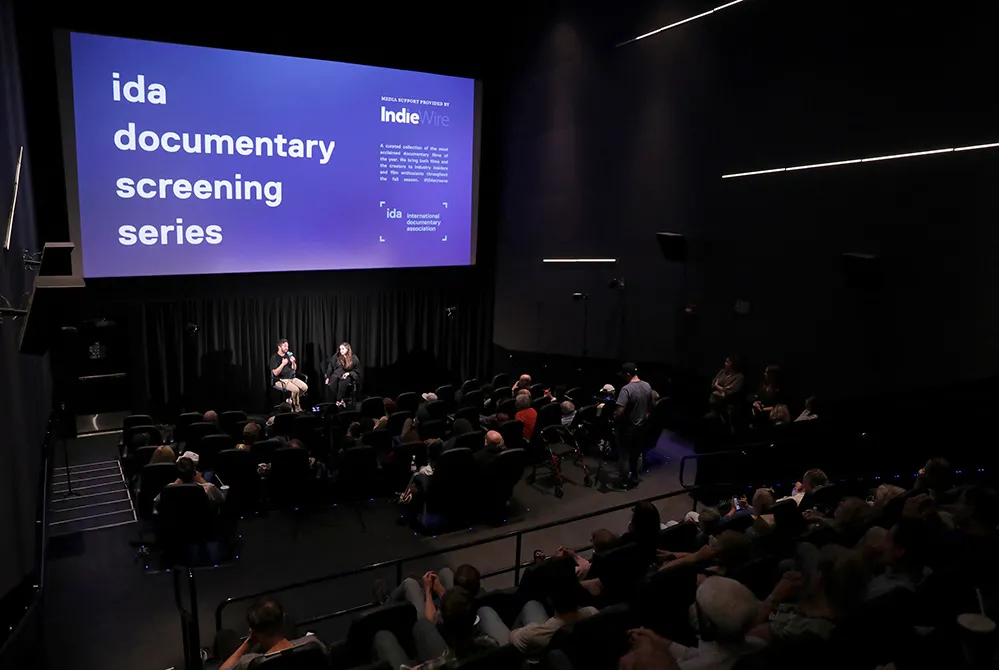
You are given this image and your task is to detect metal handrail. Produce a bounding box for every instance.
[215,486,697,631]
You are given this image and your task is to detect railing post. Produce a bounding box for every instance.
[513,532,523,586]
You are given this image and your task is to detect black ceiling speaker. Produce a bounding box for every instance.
[656,232,687,262]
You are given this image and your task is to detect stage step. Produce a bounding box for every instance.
[49,459,136,536]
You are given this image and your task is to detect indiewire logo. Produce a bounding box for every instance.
[381,106,420,125]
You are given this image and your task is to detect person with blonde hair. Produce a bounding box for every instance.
[149,445,176,464]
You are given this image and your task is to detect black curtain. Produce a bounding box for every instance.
[0,0,51,613]
[125,284,492,415]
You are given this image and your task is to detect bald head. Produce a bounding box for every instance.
[485,430,504,450]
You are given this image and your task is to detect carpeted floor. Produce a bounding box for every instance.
[42,430,697,670]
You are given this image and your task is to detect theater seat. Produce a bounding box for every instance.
[246,639,329,669]
[549,603,637,670]
[445,644,520,669]
[342,602,415,668]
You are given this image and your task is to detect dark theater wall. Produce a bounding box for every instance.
[493,0,999,398]
[0,0,51,604]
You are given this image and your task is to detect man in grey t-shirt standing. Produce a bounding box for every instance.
[610,362,654,491]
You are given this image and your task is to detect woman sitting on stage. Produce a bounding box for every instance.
[326,342,362,407]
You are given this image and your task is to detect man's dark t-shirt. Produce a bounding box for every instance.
[616,380,653,426]
[270,353,294,380]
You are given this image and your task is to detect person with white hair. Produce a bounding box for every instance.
[621,576,764,669]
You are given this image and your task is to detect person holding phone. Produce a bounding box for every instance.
[270,339,307,412]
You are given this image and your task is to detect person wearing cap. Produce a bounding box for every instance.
[620,577,764,669]
[610,362,654,491]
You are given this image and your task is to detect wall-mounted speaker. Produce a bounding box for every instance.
[656,232,687,263]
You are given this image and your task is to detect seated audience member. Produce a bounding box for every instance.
[865,517,932,600]
[374,397,397,430]
[512,374,532,393]
[659,529,751,577]
[560,400,576,427]
[707,355,745,417]
[580,502,660,598]
[515,392,538,441]
[751,543,869,644]
[804,496,875,547]
[478,561,598,656]
[443,419,475,451]
[204,410,219,427]
[787,468,829,504]
[770,404,792,425]
[795,395,820,422]
[473,431,505,471]
[910,486,999,625]
[553,528,621,579]
[870,484,906,521]
[396,439,444,505]
[149,445,177,464]
[685,506,724,546]
[479,383,495,413]
[158,456,224,509]
[620,577,765,669]
[209,597,327,670]
[236,423,260,451]
[750,364,784,427]
[373,586,496,670]
[913,457,953,497]
[378,564,482,623]
[416,392,437,422]
[746,488,776,539]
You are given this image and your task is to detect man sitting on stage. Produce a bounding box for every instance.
[270,339,307,412]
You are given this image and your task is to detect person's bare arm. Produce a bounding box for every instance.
[220,637,251,670]
[422,572,438,621]
[271,359,287,377]
[659,544,716,571]
[289,355,297,372]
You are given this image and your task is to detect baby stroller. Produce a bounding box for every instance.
[526,423,596,499]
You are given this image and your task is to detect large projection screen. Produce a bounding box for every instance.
[55,32,481,278]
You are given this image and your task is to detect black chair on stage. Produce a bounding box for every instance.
[395,392,420,413]
[198,434,235,472]
[185,421,219,454]
[498,420,526,450]
[434,384,455,409]
[490,373,510,389]
[360,396,385,419]
[268,370,309,407]
[454,430,484,453]
[136,462,179,519]
[174,412,203,444]
[219,411,247,438]
[386,410,413,437]
[214,448,259,514]
[460,379,479,394]
[460,389,483,410]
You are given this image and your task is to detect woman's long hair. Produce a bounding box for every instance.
[337,342,353,369]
